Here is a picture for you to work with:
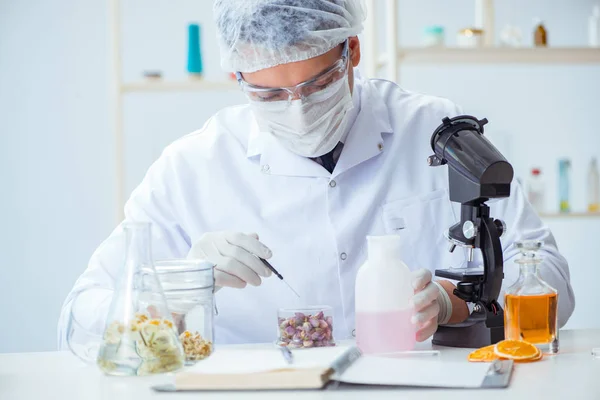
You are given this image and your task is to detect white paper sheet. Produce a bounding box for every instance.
[185,346,349,375]
[338,356,491,388]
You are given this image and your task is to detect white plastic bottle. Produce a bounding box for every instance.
[355,235,415,354]
[590,4,600,47]
[527,168,545,213]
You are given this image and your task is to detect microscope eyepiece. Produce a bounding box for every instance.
[429,115,514,204]
[430,115,488,155]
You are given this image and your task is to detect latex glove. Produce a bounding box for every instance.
[187,232,273,289]
[410,269,453,342]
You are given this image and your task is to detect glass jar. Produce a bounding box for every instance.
[422,25,445,47]
[457,28,484,48]
[276,306,335,349]
[504,240,559,353]
[155,259,215,364]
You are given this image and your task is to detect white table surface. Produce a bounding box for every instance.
[1,329,599,400]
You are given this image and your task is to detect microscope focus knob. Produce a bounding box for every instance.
[462,221,477,239]
[494,219,507,238]
[454,282,477,302]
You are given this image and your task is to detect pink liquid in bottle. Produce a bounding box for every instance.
[356,308,415,354]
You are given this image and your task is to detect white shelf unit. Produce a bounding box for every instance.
[109,0,241,221]
[539,212,600,219]
[110,0,600,221]
[121,79,239,93]
[381,47,600,66]
[363,0,600,80]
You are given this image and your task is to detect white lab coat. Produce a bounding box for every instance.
[58,72,575,348]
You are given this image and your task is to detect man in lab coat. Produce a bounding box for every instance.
[58,0,574,347]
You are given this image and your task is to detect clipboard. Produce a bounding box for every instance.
[481,359,514,388]
[326,359,513,391]
[152,346,514,392]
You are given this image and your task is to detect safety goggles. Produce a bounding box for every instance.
[236,40,349,105]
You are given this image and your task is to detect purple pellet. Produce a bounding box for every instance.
[294,313,306,324]
[315,311,324,319]
[302,322,311,332]
[284,326,296,337]
[325,316,333,326]
[309,317,320,328]
[303,340,314,348]
[319,320,328,329]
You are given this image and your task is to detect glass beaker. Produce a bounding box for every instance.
[96,222,185,375]
[504,240,559,354]
[155,259,215,364]
[276,306,335,349]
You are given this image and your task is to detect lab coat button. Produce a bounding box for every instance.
[378,143,384,151]
[261,164,270,173]
[340,252,347,260]
[329,180,337,188]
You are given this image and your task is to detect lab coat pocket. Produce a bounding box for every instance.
[382,189,460,269]
[382,189,448,226]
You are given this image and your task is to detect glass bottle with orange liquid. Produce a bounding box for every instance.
[504,240,559,354]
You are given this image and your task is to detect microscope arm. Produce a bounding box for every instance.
[449,206,505,314]
[478,215,504,309]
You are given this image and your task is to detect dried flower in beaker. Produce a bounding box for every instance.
[97,313,184,375]
[179,331,213,361]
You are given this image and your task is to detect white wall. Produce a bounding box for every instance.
[1,0,598,353]
[1,0,115,353]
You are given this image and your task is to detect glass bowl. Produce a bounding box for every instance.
[276,306,335,349]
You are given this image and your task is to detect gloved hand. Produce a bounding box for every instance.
[187,232,273,289]
[410,269,453,342]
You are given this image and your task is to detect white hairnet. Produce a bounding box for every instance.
[213,0,366,73]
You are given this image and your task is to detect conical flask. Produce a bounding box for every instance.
[97,222,185,376]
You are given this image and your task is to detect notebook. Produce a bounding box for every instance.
[154,345,513,392]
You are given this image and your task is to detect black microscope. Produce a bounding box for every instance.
[427,115,514,348]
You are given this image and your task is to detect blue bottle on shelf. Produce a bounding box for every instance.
[187,23,203,76]
[558,159,571,213]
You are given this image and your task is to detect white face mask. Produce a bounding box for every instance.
[250,74,354,158]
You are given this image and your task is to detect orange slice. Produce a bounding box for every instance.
[515,348,543,363]
[467,345,499,362]
[494,340,539,360]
